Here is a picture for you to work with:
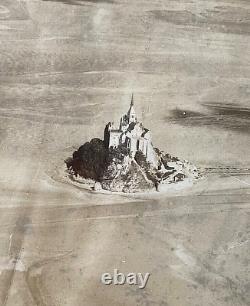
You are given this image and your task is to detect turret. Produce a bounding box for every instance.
[104,122,111,148]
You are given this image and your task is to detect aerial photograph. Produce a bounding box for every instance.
[0,0,249,305]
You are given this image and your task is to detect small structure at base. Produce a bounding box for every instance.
[174,173,185,182]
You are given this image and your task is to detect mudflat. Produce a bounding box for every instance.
[0,0,250,305]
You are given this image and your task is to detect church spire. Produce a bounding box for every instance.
[131,93,134,106]
[127,93,137,123]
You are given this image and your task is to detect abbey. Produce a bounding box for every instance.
[104,95,158,166]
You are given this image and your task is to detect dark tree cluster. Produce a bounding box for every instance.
[66,139,130,182]
[66,138,108,181]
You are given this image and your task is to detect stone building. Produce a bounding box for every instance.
[104,95,158,166]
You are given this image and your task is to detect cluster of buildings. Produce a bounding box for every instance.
[104,95,157,166]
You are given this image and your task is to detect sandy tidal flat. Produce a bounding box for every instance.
[0,0,250,305]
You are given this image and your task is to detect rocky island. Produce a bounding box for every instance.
[66,95,199,193]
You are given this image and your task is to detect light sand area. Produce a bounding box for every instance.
[0,0,250,304]
[0,155,249,305]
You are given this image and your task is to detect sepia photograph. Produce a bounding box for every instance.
[0,0,249,305]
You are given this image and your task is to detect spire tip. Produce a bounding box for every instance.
[131,93,134,106]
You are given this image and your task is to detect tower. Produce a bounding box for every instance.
[104,94,158,167]
[127,94,137,123]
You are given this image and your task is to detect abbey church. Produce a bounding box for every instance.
[104,95,158,166]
